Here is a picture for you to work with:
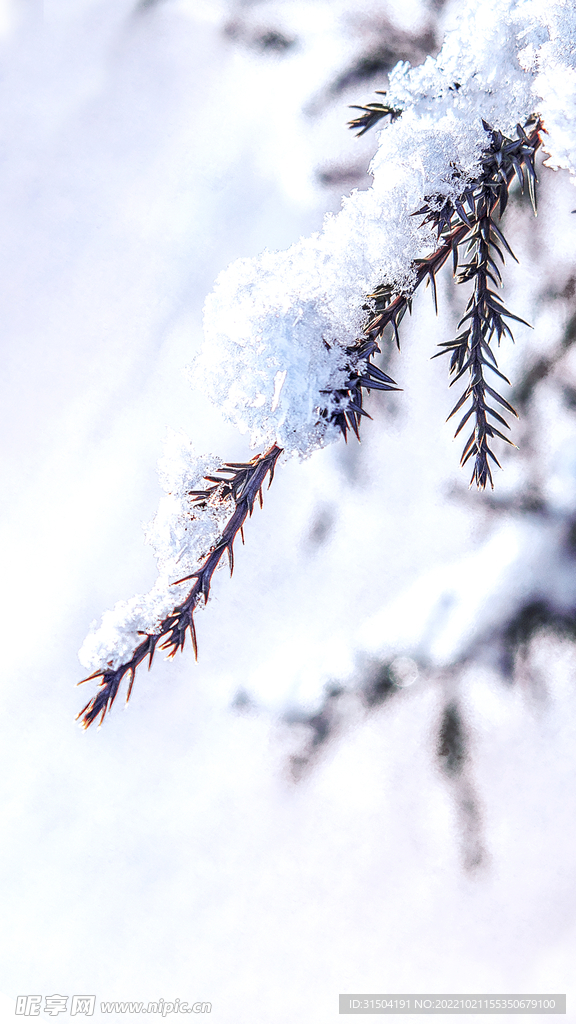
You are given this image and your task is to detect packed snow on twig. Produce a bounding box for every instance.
[79,433,231,672]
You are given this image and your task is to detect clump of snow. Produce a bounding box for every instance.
[79,432,233,672]
[193,0,576,457]
[528,1,576,178]
[197,272,355,457]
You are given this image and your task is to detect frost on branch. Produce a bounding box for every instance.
[79,0,576,725]
[79,440,281,727]
[79,434,234,676]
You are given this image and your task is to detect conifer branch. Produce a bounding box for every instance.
[329,117,543,485]
[78,116,544,727]
[78,445,282,727]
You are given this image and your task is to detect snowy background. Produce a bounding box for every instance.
[1,0,576,1021]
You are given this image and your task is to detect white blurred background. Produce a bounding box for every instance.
[1,1,576,1021]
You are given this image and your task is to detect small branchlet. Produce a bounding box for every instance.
[354,117,542,487]
[78,445,282,727]
[348,91,403,136]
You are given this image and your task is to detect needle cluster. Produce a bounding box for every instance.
[347,91,403,136]
[322,338,400,441]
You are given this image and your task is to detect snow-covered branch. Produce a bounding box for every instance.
[79,0,576,725]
